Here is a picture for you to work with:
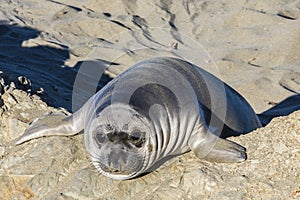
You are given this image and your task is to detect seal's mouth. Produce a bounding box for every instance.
[92,159,141,181]
[97,161,132,175]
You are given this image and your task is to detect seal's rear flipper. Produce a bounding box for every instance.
[16,113,82,145]
[200,138,246,163]
[188,128,247,163]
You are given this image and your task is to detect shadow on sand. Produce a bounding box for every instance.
[258,94,300,126]
[0,22,112,111]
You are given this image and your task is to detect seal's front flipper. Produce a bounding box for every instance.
[188,127,247,163]
[16,113,82,145]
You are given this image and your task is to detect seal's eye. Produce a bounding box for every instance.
[95,132,106,144]
[128,131,145,148]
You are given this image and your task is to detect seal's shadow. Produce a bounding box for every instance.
[0,22,112,111]
[257,94,300,126]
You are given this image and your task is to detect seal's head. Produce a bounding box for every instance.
[85,103,153,180]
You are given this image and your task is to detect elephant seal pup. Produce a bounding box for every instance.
[16,57,262,180]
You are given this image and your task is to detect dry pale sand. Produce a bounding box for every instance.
[0,0,300,199]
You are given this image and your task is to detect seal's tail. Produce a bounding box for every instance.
[257,94,300,126]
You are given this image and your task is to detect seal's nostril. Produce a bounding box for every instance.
[106,132,115,142]
[107,132,128,142]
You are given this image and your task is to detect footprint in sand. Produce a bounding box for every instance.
[279,72,300,94]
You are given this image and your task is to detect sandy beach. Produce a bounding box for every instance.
[0,0,300,199]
